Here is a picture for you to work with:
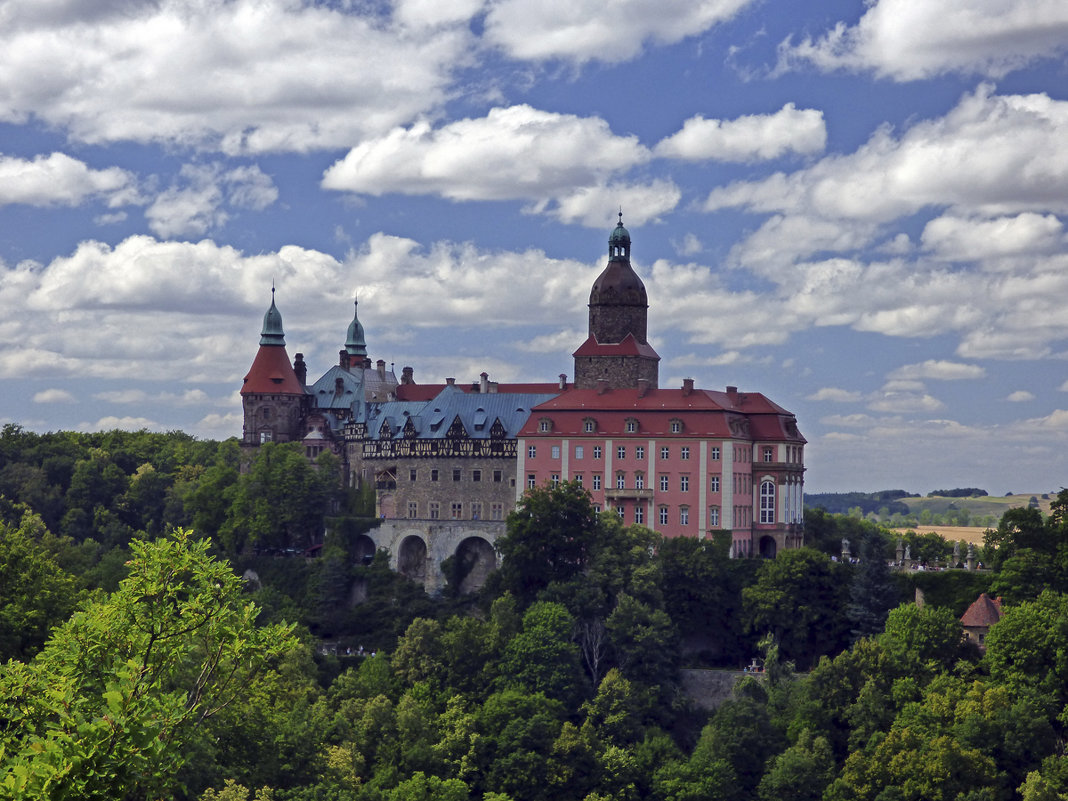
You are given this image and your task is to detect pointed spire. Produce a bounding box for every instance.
[345,294,367,358]
[260,286,286,346]
[608,209,630,262]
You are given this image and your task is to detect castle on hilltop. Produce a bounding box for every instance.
[240,217,806,590]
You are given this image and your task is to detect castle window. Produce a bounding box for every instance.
[593,474,602,490]
[593,504,601,513]
[575,446,584,459]
[660,446,669,459]
[617,446,626,459]
[710,476,720,493]
[681,446,690,460]
[680,475,690,492]
[659,475,669,492]
[451,502,463,519]
[259,431,272,443]
[760,481,776,523]
[593,446,602,459]
[472,469,481,482]
[491,503,504,520]
[527,474,536,489]
[709,506,720,527]
[659,506,669,525]
[680,506,690,526]
[764,446,774,462]
[574,474,583,486]
[616,472,626,489]
[539,418,552,432]
[551,473,560,487]
[636,446,645,460]
[410,469,417,481]
[528,445,537,458]
[493,470,503,482]
[407,502,418,519]
[710,446,720,460]
[670,419,683,433]
[616,506,625,519]
[625,419,638,433]
[635,506,644,524]
[429,502,440,520]
[584,419,596,433]
[552,446,561,460]
[635,473,645,489]
[431,469,439,481]
[471,502,482,520]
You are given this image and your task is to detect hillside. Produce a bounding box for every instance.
[806,490,1057,528]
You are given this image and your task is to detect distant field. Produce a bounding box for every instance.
[905,493,1053,518]
[889,525,989,545]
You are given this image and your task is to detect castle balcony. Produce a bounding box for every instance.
[604,488,654,501]
[375,480,397,490]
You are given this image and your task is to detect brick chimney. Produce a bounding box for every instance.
[480,372,489,393]
[682,378,694,396]
[401,366,414,384]
[558,373,567,390]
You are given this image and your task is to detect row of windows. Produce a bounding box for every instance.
[410,468,505,483]
[541,418,690,434]
[528,473,740,494]
[409,501,506,521]
[530,444,697,461]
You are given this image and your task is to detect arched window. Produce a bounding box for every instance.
[760,480,776,524]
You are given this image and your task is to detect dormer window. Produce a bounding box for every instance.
[538,417,553,433]
[583,418,597,433]
[625,418,639,433]
[670,419,683,434]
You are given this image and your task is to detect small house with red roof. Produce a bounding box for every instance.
[961,593,1003,649]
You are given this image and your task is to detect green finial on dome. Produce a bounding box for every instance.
[345,294,367,357]
[260,285,286,346]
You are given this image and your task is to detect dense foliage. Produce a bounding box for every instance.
[3,429,1067,800]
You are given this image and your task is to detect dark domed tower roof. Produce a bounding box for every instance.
[345,295,368,358]
[260,287,286,346]
[587,212,649,343]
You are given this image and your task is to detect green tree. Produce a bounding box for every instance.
[0,529,296,801]
[499,601,584,704]
[846,531,902,641]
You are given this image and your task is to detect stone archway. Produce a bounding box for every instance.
[758,535,777,559]
[453,536,497,594]
[397,535,428,583]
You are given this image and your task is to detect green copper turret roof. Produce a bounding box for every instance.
[260,287,286,346]
[608,210,630,261]
[345,295,367,357]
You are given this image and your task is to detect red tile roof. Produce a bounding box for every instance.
[572,333,660,359]
[960,593,1003,628]
[241,345,306,395]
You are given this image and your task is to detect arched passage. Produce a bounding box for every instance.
[758,535,777,559]
[353,534,376,566]
[397,535,428,582]
[452,536,497,594]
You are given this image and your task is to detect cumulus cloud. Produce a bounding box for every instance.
[887,360,986,381]
[1007,390,1035,402]
[322,106,669,223]
[33,388,77,404]
[780,0,1068,80]
[0,153,136,208]
[655,104,827,162]
[921,213,1064,262]
[483,0,754,64]
[807,387,863,402]
[0,0,474,153]
[146,163,278,238]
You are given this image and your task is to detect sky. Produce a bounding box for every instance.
[2,0,1068,495]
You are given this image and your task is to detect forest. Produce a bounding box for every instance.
[2,424,1068,801]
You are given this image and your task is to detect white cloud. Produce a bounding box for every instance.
[0,0,475,153]
[887,360,986,381]
[921,212,1064,262]
[77,415,160,432]
[655,104,826,162]
[146,163,278,238]
[868,391,944,414]
[1007,390,1034,402]
[323,106,658,218]
[32,388,77,404]
[781,0,1068,81]
[483,0,754,64]
[807,387,862,402]
[541,180,680,228]
[0,153,136,207]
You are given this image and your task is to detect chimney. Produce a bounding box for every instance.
[726,385,738,405]
[293,353,307,387]
[480,372,489,393]
[339,349,348,368]
[558,373,567,390]
[682,378,694,396]
[597,379,609,395]
[637,378,650,397]
[401,366,414,385]
[446,377,456,386]
[376,359,386,379]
